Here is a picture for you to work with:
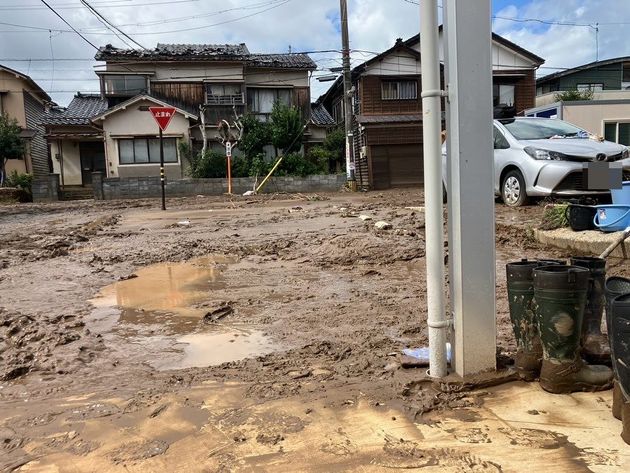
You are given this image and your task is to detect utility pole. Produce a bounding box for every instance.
[340,0,355,186]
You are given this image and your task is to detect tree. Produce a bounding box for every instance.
[270,102,303,153]
[554,89,594,102]
[0,114,25,186]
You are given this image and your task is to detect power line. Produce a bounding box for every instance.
[38,0,99,50]
[79,0,147,49]
[0,0,201,10]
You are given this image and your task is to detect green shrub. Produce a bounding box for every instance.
[188,150,227,178]
[307,146,333,173]
[239,114,272,157]
[270,102,303,153]
[278,152,324,177]
[554,89,594,101]
[5,171,33,192]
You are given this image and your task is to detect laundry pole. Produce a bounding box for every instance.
[419,0,447,378]
[443,0,497,376]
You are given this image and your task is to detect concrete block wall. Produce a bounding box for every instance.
[93,172,346,200]
[32,174,60,202]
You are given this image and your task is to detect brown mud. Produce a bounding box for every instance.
[1,190,628,471]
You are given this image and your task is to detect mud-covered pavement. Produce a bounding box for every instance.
[1,190,629,472]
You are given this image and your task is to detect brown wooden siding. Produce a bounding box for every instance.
[493,69,536,114]
[151,82,205,107]
[292,87,311,120]
[365,124,423,145]
[360,76,422,115]
[23,91,49,180]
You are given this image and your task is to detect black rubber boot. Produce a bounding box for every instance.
[605,276,630,337]
[610,294,630,401]
[571,257,610,364]
[506,260,543,381]
[533,265,613,394]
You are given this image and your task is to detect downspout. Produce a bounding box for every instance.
[420,0,448,378]
[58,139,65,189]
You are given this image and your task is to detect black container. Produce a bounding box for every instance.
[565,204,596,231]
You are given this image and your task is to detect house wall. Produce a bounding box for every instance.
[0,70,27,125]
[360,76,422,115]
[105,62,245,82]
[363,51,421,76]
[562,101,630,136]
[50,140,83,186]
[100,98,191,179]
[245,69,309,87]
[539,63,623,93]
[23,91,49,179]
[535,89,630,107]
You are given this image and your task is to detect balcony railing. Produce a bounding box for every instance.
[206,93,245,105]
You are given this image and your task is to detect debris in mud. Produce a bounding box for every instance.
[203,304,234,322]
[374,221,393,230]
[358,214,373,221]
[108,439,169,464]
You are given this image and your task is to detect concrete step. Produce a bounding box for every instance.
[60,187,94,201]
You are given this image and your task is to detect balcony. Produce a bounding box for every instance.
[206,93,245,106]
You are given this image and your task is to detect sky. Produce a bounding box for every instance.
[0,0,629,106]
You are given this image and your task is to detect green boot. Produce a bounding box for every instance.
[533,265,613,394]
[506,260,543,381]
[571,256,610,363]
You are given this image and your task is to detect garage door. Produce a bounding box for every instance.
[371,144,424,189]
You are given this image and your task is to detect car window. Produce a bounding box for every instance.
[493,126,509,149]
[499,118,585,140]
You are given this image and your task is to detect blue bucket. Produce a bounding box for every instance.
[611,181,630,205]
[593,205,630,232]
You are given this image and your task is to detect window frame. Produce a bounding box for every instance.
[492,83,515,107]
[101,74,149,97]
[603,120,630,146]
[380,79,418,101]
[577,83,604,91]
[118,137,179,165]
[246,87,293,120]
[205,83,245,105]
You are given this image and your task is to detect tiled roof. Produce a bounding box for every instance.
[310,103,335,126]
[95,43,316,69]
[247,53,316,70]
[40,93,107,126]
[95,43,250,61]
[357,114,423,124]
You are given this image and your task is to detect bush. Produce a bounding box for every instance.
[554,89,594,101]
[270,102,303,153]
[278,152,324,177]
[239,114,272,157]
[307,145,333,173]
[188,150,227,178]
[5,171,32,192]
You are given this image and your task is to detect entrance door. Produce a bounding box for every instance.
[79,142,106,185]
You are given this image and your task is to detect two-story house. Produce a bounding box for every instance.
[41,43,316,187]
[527,57,630,145]
[0,65,52,181]
[319,30,544,190]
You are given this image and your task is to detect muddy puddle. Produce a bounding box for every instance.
[89,255,278,370]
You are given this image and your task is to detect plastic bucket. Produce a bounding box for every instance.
[611,181,630,205]
[593,205,630,232]
[565,204,596,231]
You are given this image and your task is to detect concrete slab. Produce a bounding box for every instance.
[534,228,629,259]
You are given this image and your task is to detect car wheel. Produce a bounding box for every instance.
[502,169,528,207]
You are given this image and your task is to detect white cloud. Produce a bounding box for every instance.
[1,1,629,106]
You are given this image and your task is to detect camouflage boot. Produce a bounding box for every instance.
[533,265,613,394]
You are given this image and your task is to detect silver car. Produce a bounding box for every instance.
[442,117,630,206]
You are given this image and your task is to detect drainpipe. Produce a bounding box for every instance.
[58,139,65,189]
[420,0,448,378]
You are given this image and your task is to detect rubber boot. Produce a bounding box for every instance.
[622,401,630,445]
[610,294,630,401]
[613,381,623,420]
[506,260,543,381]
[533,265,613,394]
[605,276,630,342]
[571,257,610,364]
[536,258,565,266]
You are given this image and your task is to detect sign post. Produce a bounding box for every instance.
[225,141,232,194]
[149,106,176,210]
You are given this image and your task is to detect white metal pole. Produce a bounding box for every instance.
[443,0,496,376]
[420,0,447,378]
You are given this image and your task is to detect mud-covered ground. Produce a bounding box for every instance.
[1,190,628,471]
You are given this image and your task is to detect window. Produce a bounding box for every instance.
[577,83,604,91]
[381,80,417,100]
[205,83,244,105]
[622,63,630,89]
[493,126,509,149]
[500,118,585,140]
[247,88,292,120]
[118,138,178,164]
[604,122,630,146]
[493,84,515,107]
[102,75,148,96]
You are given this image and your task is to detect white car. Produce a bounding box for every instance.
[442,117,630,206]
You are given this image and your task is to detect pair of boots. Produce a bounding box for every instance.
[607,278,630,445]
[506,257,612,393]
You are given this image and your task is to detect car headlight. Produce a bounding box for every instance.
[524,146,566,160]
[623,148,629,160]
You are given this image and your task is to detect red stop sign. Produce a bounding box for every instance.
[149,107,176,131]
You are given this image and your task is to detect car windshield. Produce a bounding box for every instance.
[499,118,585,140]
